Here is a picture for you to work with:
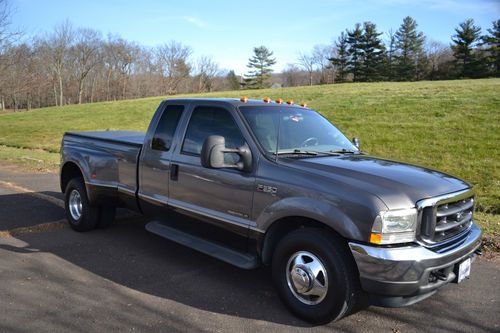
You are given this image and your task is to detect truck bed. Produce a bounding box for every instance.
[62,131,145,209]
[65,131,145,147]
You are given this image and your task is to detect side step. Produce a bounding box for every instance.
[145,220,260,269]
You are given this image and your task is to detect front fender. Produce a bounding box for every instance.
[255,196,366,241]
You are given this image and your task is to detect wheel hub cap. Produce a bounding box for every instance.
[290,266,313,293]
[69,189,82,220]
[286,251,329,305]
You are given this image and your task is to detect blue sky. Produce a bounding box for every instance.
[11,0,500,75]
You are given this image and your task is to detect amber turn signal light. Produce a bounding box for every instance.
[369,233,382,244]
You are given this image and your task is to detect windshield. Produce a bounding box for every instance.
[239,106,357,156]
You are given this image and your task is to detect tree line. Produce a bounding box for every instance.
[0,1,228,110]
[0,23,226,110]
[281,16,499,87]
[0,0,498,110]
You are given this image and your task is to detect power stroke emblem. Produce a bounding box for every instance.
[257,184,278,195]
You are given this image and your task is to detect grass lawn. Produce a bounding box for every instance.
[0,78,498,235]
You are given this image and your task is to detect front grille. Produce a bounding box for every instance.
[418,189,474,251]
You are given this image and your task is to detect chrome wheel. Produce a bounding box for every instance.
[286,251,329,305]
[69,189,82,221]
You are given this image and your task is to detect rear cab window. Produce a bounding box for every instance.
[151,105,184,151]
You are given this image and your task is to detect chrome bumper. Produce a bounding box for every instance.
[349,223,482,306]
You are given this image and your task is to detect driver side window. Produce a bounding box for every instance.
[182,106,246,163]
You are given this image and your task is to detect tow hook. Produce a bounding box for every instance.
[433,270,448,281]
[474,247,483,256]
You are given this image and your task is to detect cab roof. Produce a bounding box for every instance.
[162,98,309,109]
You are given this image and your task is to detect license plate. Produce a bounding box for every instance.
[457,258,471,283]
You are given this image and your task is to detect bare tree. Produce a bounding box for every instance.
[426,40,453,80]
[312,44,335,84]
[3,44,29,110]
[29,44,52,108]
[282,64,303,87]
[386,29,397,80]
[195,56,220,92]
[155,41,192,95]
[0,0,21,109]
[129,46,159,98]
[298,52,315,86]
[40,21,74,106]
[0,0,18,57]
[71,28,102,104]
[103,35,140,100]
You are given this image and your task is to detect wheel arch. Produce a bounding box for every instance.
[256,196,368,265]
[60,161,85,193]
[260,216,347,266]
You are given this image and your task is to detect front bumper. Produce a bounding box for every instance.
[349,223,482,307]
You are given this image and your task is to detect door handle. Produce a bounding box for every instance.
[170,163,179,181]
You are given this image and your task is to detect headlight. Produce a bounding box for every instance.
[370,208,417,245]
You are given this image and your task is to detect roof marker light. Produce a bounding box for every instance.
[300,102,307,107]
[263,97,271,103]
[286,99,294,105]
[240,96,248,103]
[275,98,283,104]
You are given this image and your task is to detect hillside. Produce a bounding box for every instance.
[0,79,499,227]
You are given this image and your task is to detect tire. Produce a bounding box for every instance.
[98,206,116,228]
[64,178,100,232]
[272,228,361,324]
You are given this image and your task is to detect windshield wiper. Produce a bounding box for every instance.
[274,149,341,156]
[274,149,319,156]
[329,149,357,154]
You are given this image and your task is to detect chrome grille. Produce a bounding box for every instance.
[417,189,474,249]
[435,198,473,235]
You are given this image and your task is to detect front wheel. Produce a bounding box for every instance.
[272,228,361,324]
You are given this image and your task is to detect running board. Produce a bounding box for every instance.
[145,220,259,269]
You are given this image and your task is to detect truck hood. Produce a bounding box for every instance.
[286,154,470,210]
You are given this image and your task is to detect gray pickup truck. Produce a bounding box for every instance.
[60,98,482,324]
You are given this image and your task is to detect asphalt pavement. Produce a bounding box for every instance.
[0,164,498,332]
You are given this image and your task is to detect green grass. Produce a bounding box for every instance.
[0,79,499,234]
[0,145,59,172]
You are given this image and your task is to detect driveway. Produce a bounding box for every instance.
[0,165,498,332]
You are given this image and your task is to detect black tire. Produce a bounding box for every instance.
[64,178,100,232]
[98,206,116,228]
[272,228,361,324]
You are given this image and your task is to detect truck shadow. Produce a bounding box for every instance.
[0,192,495,331]
[0,191,65,230]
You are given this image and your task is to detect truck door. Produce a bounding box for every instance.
[168,103,255,241]
[138,103,185,216]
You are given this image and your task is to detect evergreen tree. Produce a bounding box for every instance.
[482,19,500,77]
[360,22,385,81]
[451,19,482,78]
[243,46,276,89]
[329,32,349,83]
[346,24,364,81]
[415,50,430,80]
[394,16,425,81]
[225,70,240,90]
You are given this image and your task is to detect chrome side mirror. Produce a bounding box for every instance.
[352,137,360,150]
[201,135,252,172]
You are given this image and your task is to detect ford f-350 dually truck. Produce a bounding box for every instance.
[60,98,481,324]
